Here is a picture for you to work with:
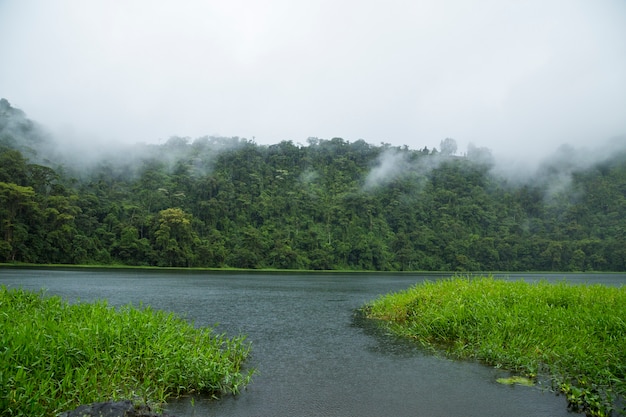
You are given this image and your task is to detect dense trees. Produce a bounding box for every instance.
[1,99,625,271]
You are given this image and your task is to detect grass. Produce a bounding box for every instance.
[0,286,254,417]
[364,276,626,417]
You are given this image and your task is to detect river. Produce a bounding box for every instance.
[2,268,623,416]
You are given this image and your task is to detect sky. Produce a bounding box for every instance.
[1,0,625,161]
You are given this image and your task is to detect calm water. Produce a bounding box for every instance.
[2,268,623,416]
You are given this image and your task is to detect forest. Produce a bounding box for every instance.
[1,98,625,271]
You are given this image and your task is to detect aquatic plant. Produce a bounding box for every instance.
[0,286,253,417]
[365,276,626,416]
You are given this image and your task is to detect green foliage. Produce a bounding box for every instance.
[365,277,626,416]
[0,286,253,417]
[1,99,626,271]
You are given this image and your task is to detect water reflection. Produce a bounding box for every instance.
[352,308,427,358]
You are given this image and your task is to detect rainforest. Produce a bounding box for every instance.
[1,98,625,271]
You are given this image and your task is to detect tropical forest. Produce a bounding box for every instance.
[1,98,625,271]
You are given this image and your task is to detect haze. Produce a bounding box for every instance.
[1,0,625,161]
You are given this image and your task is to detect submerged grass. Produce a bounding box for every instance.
[0,286,253,417]
[365,276,626,417]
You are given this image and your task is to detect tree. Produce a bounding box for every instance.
[0,149,29,185]
[0,182,38,261]
[42,195,82,263]
[152,208,197,266]
[440,138,457,156]
[110,226,152,265]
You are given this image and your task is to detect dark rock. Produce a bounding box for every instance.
[58,400,177,417]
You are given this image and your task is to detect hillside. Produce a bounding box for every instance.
[1,99,625,271]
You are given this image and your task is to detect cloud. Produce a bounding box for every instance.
[364,146,454,191]
[364,150,409,190]
[1,0,624,162]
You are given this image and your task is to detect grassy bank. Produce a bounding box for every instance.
[364,276,626,416]
[0,287,253,417]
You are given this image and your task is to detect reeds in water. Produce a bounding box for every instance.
[365,276,626,417]
[0,286,253,417]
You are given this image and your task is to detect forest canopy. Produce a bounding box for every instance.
[1,98,625,271]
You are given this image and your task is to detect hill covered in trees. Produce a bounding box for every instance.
[1,99,625,271]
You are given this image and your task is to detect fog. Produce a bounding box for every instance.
[1,0,624,163]
[364,150,408,189]
[362,135,626,198]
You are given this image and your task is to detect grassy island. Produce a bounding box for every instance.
[364,276,626,417]
[0,286,253,417]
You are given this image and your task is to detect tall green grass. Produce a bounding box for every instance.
[365,276,626,417]
[0,286,253,417]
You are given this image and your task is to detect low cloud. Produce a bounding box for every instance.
[363,149,410,190]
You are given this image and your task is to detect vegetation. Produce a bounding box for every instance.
[0,286,253,417]
[1,98,626,271]
[364,276,626,416]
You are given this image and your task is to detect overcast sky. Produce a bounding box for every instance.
[1,0,625,160]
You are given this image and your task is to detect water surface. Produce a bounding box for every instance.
[3,269,621,416]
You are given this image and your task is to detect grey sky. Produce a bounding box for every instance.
[1,0,625,160]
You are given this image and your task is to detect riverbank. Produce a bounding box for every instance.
[0,262,434,274]
[364,276,626,416]
[0,286,253,417]
[4,262,626,274]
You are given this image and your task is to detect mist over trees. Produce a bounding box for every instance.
[1,99,625,271]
